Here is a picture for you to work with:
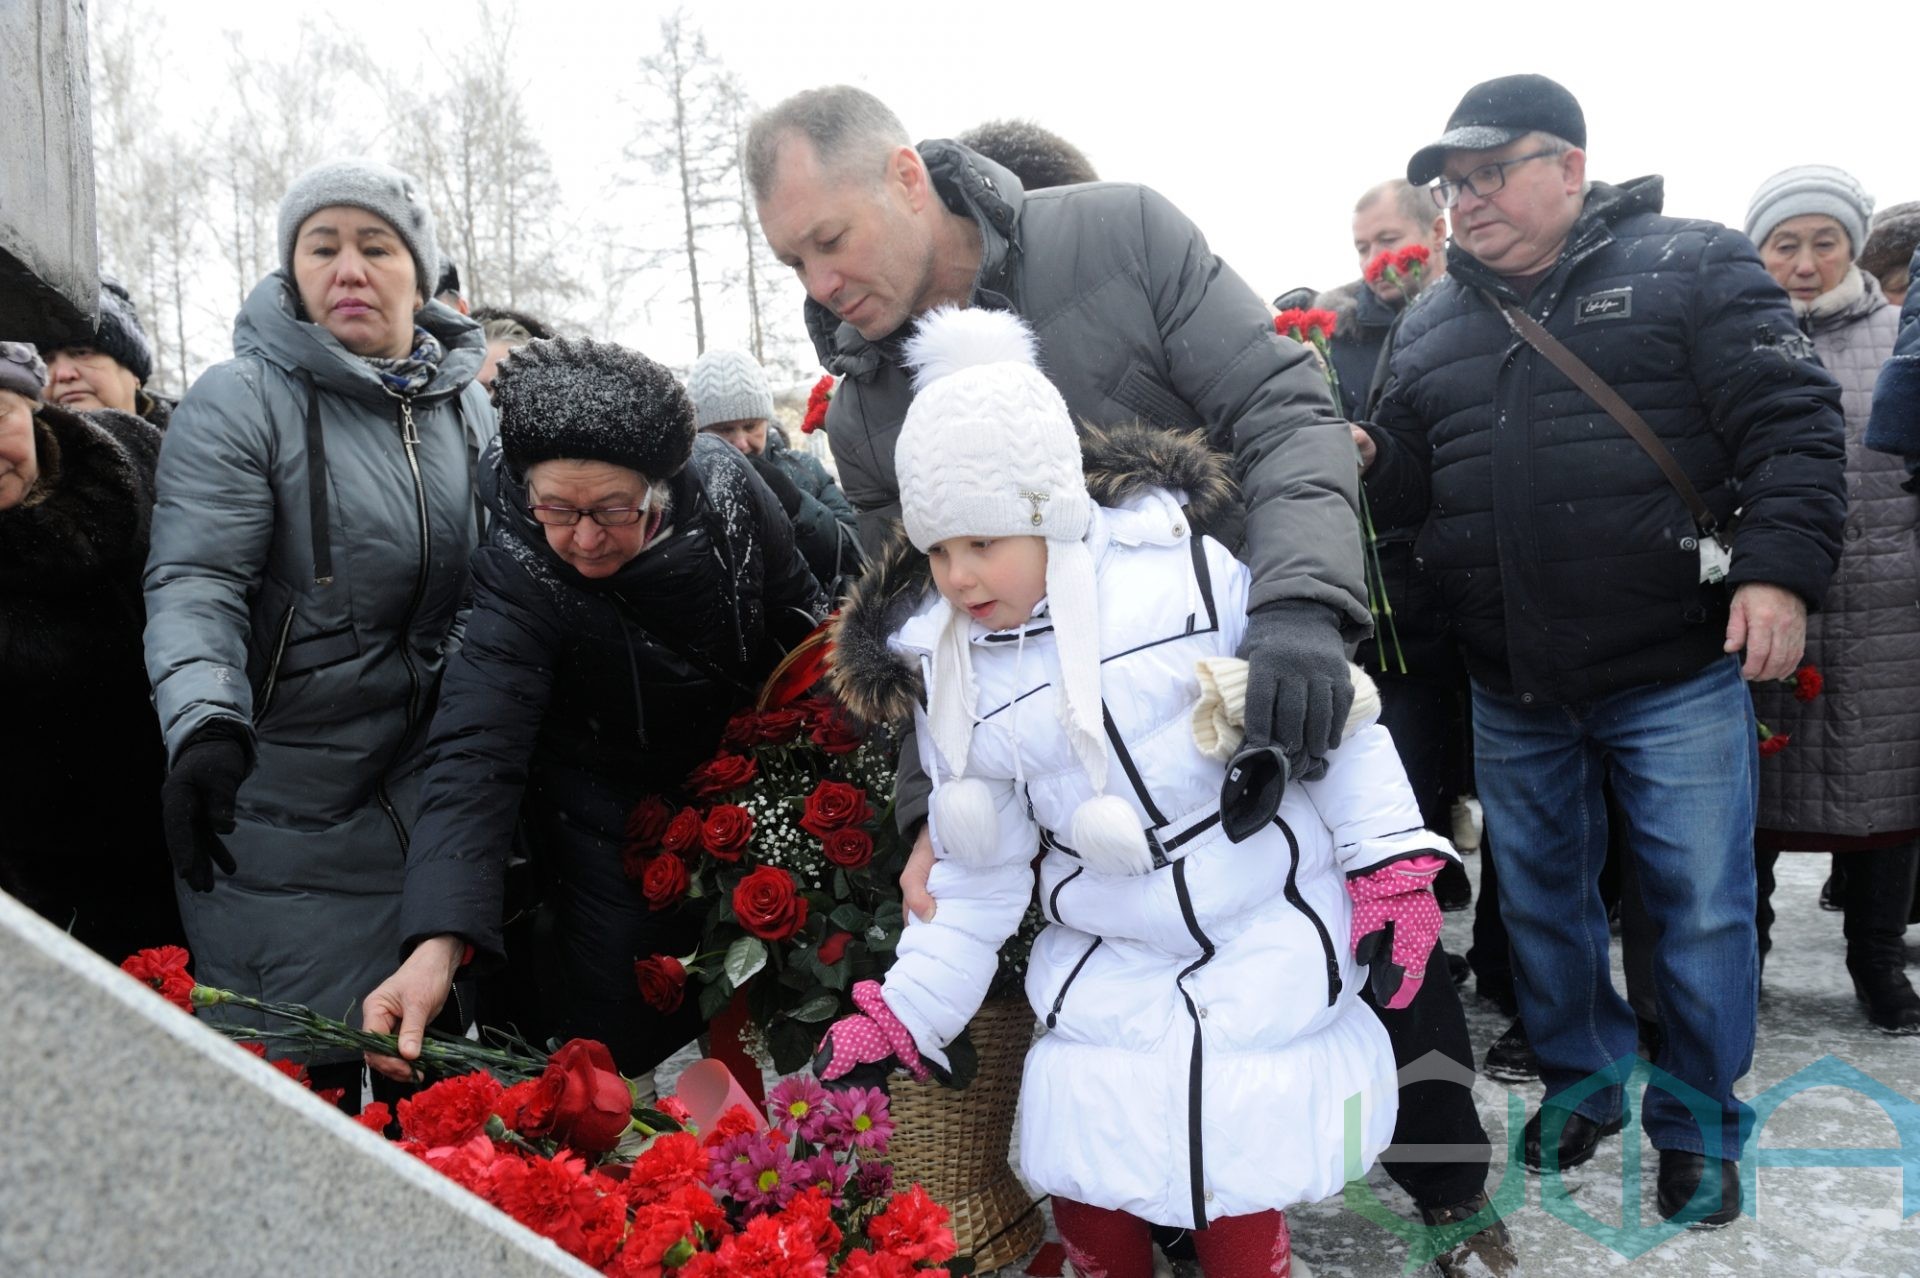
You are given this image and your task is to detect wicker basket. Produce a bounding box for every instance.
[886,997,1045,1271]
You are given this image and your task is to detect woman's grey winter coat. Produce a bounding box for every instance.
[1753,270,1916,840]
[143,272,494,1051]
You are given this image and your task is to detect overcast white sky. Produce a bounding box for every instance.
[143,0,1913,376]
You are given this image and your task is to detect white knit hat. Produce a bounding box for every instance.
[687,348,775,430]
[1744,164,1875,256]
[895,307,1106,794]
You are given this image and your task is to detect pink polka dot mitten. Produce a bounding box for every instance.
[814,979,931,1082]
[1346,855,1448,1011]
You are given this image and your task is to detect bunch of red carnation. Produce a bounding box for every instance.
[1757,664,1825,758]
[1363,243,1434,296]
[1273,307,1339,344]
[802,376,838,434]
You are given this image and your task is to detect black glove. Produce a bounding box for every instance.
[161,723,249,892]
[747,452,805,518]
[1224,601,1352,841]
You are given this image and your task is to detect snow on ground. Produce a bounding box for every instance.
[665,851,1919,1276]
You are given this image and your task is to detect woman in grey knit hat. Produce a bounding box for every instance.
[141,159,496,1107]
[1745,164,1920,1035]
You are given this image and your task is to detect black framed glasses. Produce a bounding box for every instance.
[1430,149,1558,209]
[528,486,656,526]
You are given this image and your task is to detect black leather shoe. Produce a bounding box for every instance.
[1482,1019,1539,1083]
[1522,1107,1624,1173]
[1656,1150,1741,1228]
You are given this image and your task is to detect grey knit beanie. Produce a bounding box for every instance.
[686,348,775,430]
[1744,165,1874,255]
[0,342,48,401]
[278,159,440,300]
[38,277,153,384]
[493,337,696,481]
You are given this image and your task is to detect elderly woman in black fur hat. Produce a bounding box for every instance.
[362,337,825,1081]
[0,340,182,959]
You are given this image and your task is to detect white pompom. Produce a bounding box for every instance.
[903,306,1040,392]
[1345,663,1381,736]
[930,777,1001,867]
[1070,794,1154,877]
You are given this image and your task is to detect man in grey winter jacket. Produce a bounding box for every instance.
[748,86,1367,837]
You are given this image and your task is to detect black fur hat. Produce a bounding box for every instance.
[492,337,695,481]
[37,277,153,384]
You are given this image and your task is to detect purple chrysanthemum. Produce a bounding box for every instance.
[853,1159,894,1200]
[734,1133,798,1214]
[769,1075,834,1144]
[827,1085,893,1154]
[794,1149,851,1206]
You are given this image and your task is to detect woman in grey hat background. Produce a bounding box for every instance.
[142,159,495,1106]
[1,341,182,963]
[1744,164,1920,1034]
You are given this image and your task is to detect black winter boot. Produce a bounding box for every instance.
[1842,846,1920,1036]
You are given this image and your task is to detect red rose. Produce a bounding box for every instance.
[121,945,196,1012]
[702,804,756,862]
[799,780,873,839]
[620,843,650,884]
[493,1073,564,1139]
[809,706,863,755]
[634,954,688,1013]
[541,1039,635,1154]
[624,796,675,850]
[754,708,808,745]
[660,807,704,859]
[817,931,853,966]
[732,866,809,941]
[686,752,757,799]
[640,854,690,910]
[720,708,759,751]
[1793,665,1824,702]
[821,827,874,870]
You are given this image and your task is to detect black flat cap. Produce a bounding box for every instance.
[1407,74,1585,186]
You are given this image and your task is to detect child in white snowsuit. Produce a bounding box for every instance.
[820,307,1453,1278]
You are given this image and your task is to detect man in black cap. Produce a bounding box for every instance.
[1361,73,1847,1230]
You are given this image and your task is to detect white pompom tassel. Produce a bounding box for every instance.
[930,777,1000,867]
[1071,794,1154,877]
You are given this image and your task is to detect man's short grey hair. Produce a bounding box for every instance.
[1528,133,1592,197]
[1356,179,1440,226]
[745,86,911,202]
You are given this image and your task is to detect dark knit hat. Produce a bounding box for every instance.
[37,277,154,384]
[1860,201,1920,283]
[493,337,696,481]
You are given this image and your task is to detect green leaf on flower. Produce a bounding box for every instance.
[788,991,841,1023]
[830,904,869,931]
[767,1018,814,1074]
[723,936,767,987]
[697,975,735,1022]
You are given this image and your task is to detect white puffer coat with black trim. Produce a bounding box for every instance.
[833,465,1442,1228]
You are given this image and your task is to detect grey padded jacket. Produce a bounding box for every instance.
[143,272,494,1051]
[1753,270,1917,840]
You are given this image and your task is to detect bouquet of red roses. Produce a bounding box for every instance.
[623,684,914,1075]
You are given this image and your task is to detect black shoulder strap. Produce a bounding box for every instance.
[1489,293,1721,538]
[298,372,335,586]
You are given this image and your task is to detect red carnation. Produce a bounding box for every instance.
[702,804,757,862]
[1273,308,1309,338]
[783,1184,845,1258]
[866,1184,956,1265]
[686,752,758,799]
[801,374,836,434]
[484,1148,629,1268]
[624,1130,710,1206]
[635,954,689,1013]
[660,807,704,859]
[120,945,196,1012]
[625,796,676,850]
[1759,732,1792,758]
[817,931,853,966]
[493,1074,564,1140]
[1364,250,1393,284]
[732,866,809,942]
[1393,243,1432,271]
[640,853,690,910]
[821,827,874,870]
[701,1103,764,1148]
[1302,308,1339,341]
[355,1101,395,1134]
[396,1071,507,1148]
[541,1039,635,1154]
[1793,665,1824,702]
[799,780,873,839]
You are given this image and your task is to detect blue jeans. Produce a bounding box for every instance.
[1472,657,1758,1158]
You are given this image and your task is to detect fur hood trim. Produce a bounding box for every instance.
[826,421,1233,727]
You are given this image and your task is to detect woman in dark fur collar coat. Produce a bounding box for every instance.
[361,338,825,1081]
[0,342,182,960]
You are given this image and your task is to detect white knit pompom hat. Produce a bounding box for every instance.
[895,306,1106,793]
